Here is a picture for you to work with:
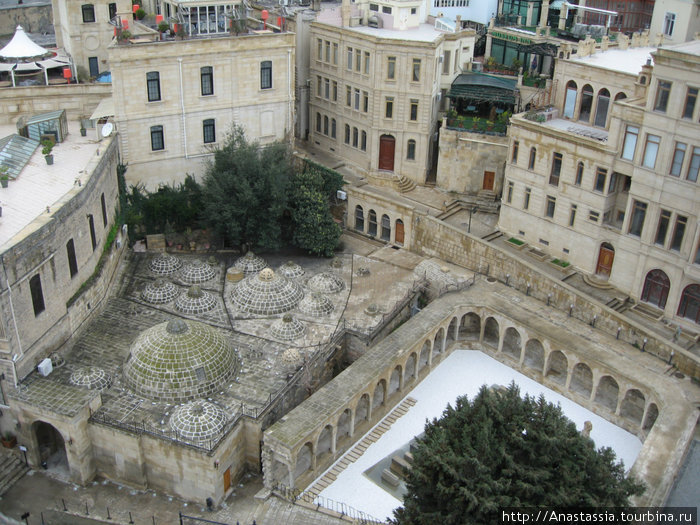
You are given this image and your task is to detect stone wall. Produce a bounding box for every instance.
[0,3,53,37]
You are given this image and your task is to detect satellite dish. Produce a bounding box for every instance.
[101,122,113,137]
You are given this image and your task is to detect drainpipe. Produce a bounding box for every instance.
[288,48,293,141]
[178,57,188,159]
[2,257,22,388]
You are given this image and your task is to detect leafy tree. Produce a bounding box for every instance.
[392,383,644,525]
[289,169,341,257]
[200,125,292,251]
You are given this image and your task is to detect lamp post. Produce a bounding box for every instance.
[468,206,477,233]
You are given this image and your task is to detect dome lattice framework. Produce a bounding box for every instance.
[270,314,306,341]
[123,319,238,403]
[307,272,345,293]
[230,268,303,315]
[169,399,227,445]
[232,252,267,275]
[141,279,179,304]
[150,253,183,275]
[298,292,335,317]
[181,261,216,285]
[175,286,217,314]
[277,261,305,279]
[70,366,112,391]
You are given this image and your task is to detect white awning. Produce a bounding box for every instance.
[89,97,115,120]
[0,26,52,60]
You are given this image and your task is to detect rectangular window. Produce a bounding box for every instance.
[29,274,45,316]
[323,116,329,136]
[316,76,322,97]
[355,49,361,72]
[203,119,216,143]
[382,5,392,13]
[364,51,370,74]
[545,196,556,218]
[511,140,519,164]
[88,214,97,251]
[363,91,368,113]
[688,147,700,182]
[387,56,396,80]
[621,125,638,160]
[670,142,687,176]
[628,200,647,237]
[506,181,513,203]
[82,3,96,23]
[670,215,687,251]
[407,139,416,160]
[549,152,562,186]
[325,40,331,62]
[260,61,272,89]
[607,172,618,193]
[101,193,108,227]
[354,88,360,110]
[352,127,358,148]
[331,119,336,139]
[66,239,78,278]
[523,188,531,210]
[361,131,367,151]
[663,12,675,36]
[146,71,161,102]
[333,43,338,65]
[682,87,698,119]
[200,66,213,96]
[324,78,330,99]
[569,204,577,226]
[369,3,378,10]
[346,85,351,107]
[317,38,323,60]
[410,99,419,121]
[528,148,536,170]
[643,134,661,169]
[344,124,350,144]
[316,113,321,133]
[412,58,421,82]
[575,162,584,186]
[109,2,117,20]
[150,125,164,151]
[332,81,338,101]
[347,47,353,70]
[594,167,607,193]
[655,209,671,246]
[588,210,600,222]
[654,81,672,112]
[442,50,451,75]
[385,97,394,119]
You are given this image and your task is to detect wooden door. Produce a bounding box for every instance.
[223,467,231,492]
[378,135,395,171]
[482,171,495,191]
[395,220,404,245]
[595,244,614,276]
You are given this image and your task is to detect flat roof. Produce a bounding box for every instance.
[570,46,656,75]
[0,120,107,252]
[334,22,446,43]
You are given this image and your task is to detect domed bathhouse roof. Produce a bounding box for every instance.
[123,319,238,403]
[180,261,216,285]
[270,314,306,341]
[175,285,217,314]
[277,261,305,279]
[307,272,345,293]
[141,279,179,304]
[150,253,183,275]
[169,399,227,446]
[232,251,267,275]
[298,292,335,317]
[230,268,303,315]
[70,366,112,391]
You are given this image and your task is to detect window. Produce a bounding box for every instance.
[354,88,360,110]
[369,3,378,10]
[594,167,607,192]
[363,91,368,113]
[670,215,687,251]
[663,12,675,36]
[101,193,108,227]
[381,214,391,241]
[443,50,451,75]
[355,205,364,231]
[678,284,700,324]
[687,147,700,182]
[146,71,161,102]
[66,239,78,278]
[29,274,45,316]
[575,162,584,186]
[528,147,536,170]
[361,131,366,151]
[410,99,419,121]
[682,87,698,119]
[333,43,338,64]
[607,171,618,193]
[344,124,350,144]
[352,127,358,148]
[643,134,661,169]
[331,119,336,139]
[628,200,647,237]
[150,125,164,151]
[549,152,562,186]
[621,125,638,160]
[387,57,396,80]
[202,119,216,144]
[563,80,577,118]
[325,40,330,62]
[200,66,213,96]
[346,86,351,106]
[695,241,700,265]
[382,5,392,13]
[578,84,593,122]
[594,89,610,127]
[316,113,321,133]
[82,4,95,23]
[407,139,416,160]
[506,181,513,203]
[324,78,330,99]
[109,2,117,20]
[523,188,531,210]
[323,115,329,135]
[654,81,671,112]
[545,196,556,218]
[88,214,97,251]
[355,49,361,72]
[88,56,99,77]
[664,143,687,178]
[569,204,577,226]
[317,39,322,59]
[588,210,599,222]
[316,76,322,97]
[260,61,272,89]
[332,81,338,101]
[364,51,370,74]
[385,97,394,118]
[347,47,353,70]
[655,209,671,245]
[412,59,421,82]
[411,7,416,13]
[511,141,519,164]
[368,210,378,236]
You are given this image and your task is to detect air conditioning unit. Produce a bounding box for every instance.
[38,358,53,377]
[336,190,347,200]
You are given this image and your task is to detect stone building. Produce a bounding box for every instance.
[307,0,476,187]
[648,0,700,47]
[498,39,700,328]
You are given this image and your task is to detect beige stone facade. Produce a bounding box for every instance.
[648,0,700,47]
[109,31,295,188]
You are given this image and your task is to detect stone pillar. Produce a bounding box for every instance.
[558,4,568,30]
[485,32,493,60]
[341,0,351,27]
[526,2,534,26]
[539,0,550,28]
[577,0,586,24]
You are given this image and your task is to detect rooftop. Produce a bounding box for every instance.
[570,46,656,75]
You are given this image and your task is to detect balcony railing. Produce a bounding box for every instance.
[446,116,507,135]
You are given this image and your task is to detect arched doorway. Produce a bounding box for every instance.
[395,219,404,245]
[378,135,395,171]
[678,284,700,324]
[595,242,615,277]
[641,269,670,309]
[34,421,68,474]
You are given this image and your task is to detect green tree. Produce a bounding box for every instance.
[200,125,292,251]
[392,383,644,525]
[290,169,341,257]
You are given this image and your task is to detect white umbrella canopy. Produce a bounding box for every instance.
[0,26,54,60]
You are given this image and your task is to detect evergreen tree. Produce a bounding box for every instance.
[392,383,644,525]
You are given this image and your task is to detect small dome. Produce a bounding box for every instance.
[169,400,227,445]
[181,261,216,284]
[232,251,267,275]
[70,366,112,391]
[150,253,182,275]
[270,314,305,341]
[307,272,345,293]
[141,279,179,304]
[230,270,303,315]
[175,286,217,314]
[123,319,238,403]
[298,292,334,317]
[278,261,304,279]
[281,347,302,366]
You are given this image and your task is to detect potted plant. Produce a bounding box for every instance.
[1,431,16,448]
[41,139,54,165]
[472,117,481,130]
[0,165,9,188]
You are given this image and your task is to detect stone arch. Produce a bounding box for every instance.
[404,353,417,383]
[337,408,352,441]
[641,269,670,309]
[483,317,499,347]
[459,312,480,340]
[678,284,700,324]
[445,317,458,347]
[643,403,658,431]
[372,379,386,410]
[418,340,430,369]
[355,393,370,423]
[368,209,378,236]
[569,363,593,398]
[620,389,645,425]
[354,205,364,232]
[33,421,67,473]
[293,442,313,479]
[389,365,402,396]
[433,327,445,356]
[269,456,291,487]
[545,350,568,385]
[316,425,334,459]
[594,375,619,411]
[502,327,522,360]
[523,339,544,371]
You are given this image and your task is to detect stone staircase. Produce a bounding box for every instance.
[0,448,29,496]
[396,175,416,193]
[436,200,463,220]
[606,296,631,314]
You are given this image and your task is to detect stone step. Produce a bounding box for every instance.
[0,451,29,496]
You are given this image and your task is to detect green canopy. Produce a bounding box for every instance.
[447,72,518,104]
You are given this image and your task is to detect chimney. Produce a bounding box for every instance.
[341,0,351,27]
[456,15,461,30]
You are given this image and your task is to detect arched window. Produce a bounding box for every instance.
[361,130,367,151]
[615,92,627,101]
[368,210,378,236]
[316,112,321,133]
[323,115,329,135]
[354,205,364,231]
[641,269,670,309]
[344,124,350,144]
[331,118,336,139]
[407,139,416,160]
[380,214,391,241]
[575,161,584,186]
[528,147,536,170]
[594,88,611,127]
[678,284,700,324]
[352,127,359,147]
[563,80,577,118]
[579,84,594,123]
